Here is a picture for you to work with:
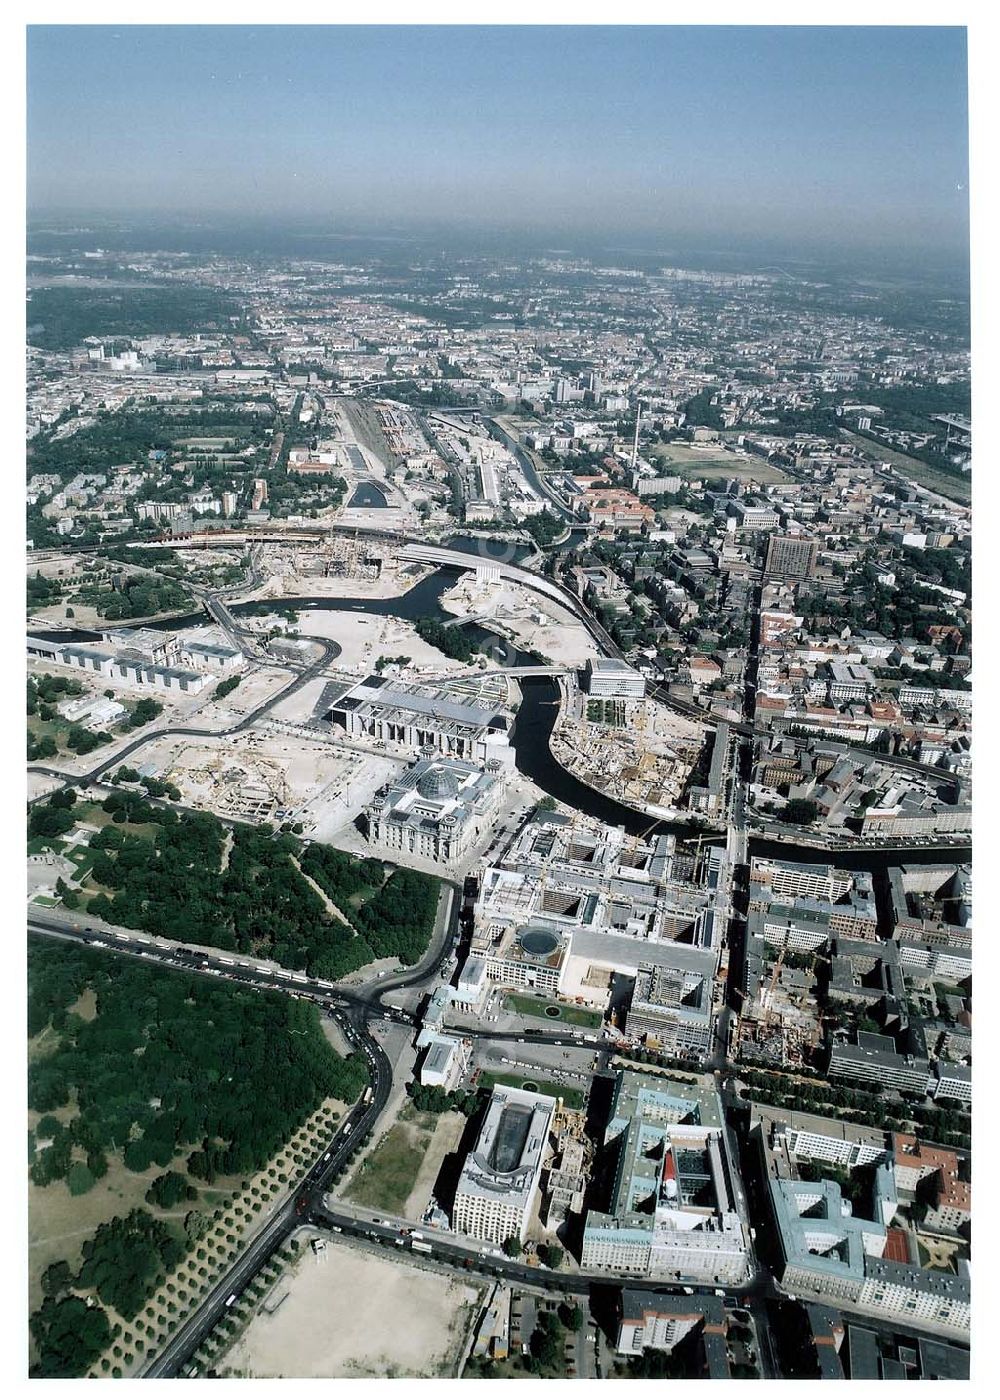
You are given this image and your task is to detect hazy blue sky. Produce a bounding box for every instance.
[27,25,969,255]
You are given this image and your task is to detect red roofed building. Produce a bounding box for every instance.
[892,1134,970,1233]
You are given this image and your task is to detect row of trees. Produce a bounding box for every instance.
[735,1066,969,1150]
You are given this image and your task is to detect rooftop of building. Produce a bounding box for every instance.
[455,1085,555,1206]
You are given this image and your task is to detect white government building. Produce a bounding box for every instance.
[452,1085,555,1245]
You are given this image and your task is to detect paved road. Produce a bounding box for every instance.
[27,886,457,1379]
[145,1021,394,1378]
[307,1200,761,1303]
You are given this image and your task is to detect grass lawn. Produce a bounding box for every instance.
[650,442,790,483]
[28,713,75,750]
[71,801,165,844]
[28,836,66,856]
[31,895,61,907]
[346,884,383,910]
[504,993,603,1030]
[478,1071,585,1111]
[343,1122,426,1214]
[63,847,95,878]
[839,429,970,504]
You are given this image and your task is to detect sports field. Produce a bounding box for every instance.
[649,442,790,483]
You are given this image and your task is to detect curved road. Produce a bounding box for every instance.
[27,893,452,1379]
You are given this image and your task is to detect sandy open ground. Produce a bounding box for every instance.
[276,608,472,677]
[438,575,601,668]
[224,1240,481,1378]
[129,728,401,837]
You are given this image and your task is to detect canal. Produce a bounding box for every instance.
[347,481,389,509]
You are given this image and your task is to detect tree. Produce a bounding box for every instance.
[501,1235,522,1258]
[784,798,818,825]
[30,1294,112,1378]
[28,803,76,841]
[41,1259,74,1298]
[146,1171,195,1209]
[558,1301,582,1330]
[540,1243,565,1270]
[529,1311,565,1370]
[67,1162,96,1196]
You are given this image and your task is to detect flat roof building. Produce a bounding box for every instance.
[328,674,513,765]
[828,1030,930,1096]
[764,534,819,582]
[585,657,646,699]
[756,1113,970,1337]
[625,961,713,1056]
[617,1291,730,1377]
[581,1072,749,1284]
[179,636,245,673]
[452,1086,555,1244]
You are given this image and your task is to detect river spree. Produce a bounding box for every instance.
[27,567,972,861]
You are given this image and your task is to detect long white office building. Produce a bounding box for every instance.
[327,674,514,765]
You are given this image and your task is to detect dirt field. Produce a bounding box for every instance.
[275,608,471,676]
[124,728,400,840]
[405,1110,466,1219]
[223,1241,482,1378]
[439,576,601,668]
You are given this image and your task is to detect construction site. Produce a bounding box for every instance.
[549,685,709,821]
[239,536,434,599]
[735,941,825,1073]
[437,572,602,671]
[117,727,404,841]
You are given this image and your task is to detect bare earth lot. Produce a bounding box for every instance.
[223,1241,481,1378]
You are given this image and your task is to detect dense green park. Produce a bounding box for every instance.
[29,790,442,980]
[28,938,366,1376]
